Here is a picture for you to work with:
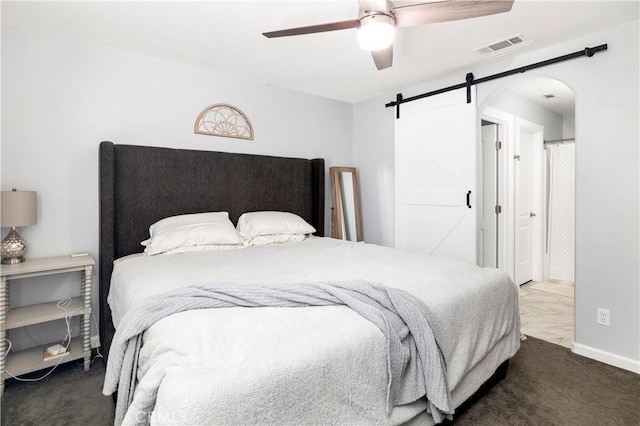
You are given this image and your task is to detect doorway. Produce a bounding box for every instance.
[479,78,574,283]
[479,75,576,348]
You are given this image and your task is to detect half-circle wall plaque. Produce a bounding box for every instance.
[194,104,254,140]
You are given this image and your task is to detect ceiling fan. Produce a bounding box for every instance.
[263,0,514,70]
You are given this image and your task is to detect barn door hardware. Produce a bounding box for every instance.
[387,44,607,117]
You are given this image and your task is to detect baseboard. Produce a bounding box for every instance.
[572,342,640,374]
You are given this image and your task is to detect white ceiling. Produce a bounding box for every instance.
[2,0,638,110]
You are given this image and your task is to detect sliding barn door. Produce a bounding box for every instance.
[395,87,477,264]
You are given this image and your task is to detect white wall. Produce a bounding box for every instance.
[563,113,576,139]
[352,100,396,247]
[1,24,353,350]
[354,20,639,372]
[485,89,564,141]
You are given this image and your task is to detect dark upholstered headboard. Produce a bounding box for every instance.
[99,141,325,360]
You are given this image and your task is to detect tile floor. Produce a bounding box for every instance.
[519,281,574,348]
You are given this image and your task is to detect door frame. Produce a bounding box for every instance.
[479,108,545,283]
[514,117,545,283]
[479,107,514,280]
[479,121,499,268]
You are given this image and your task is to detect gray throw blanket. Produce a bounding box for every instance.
[103,280,452,424]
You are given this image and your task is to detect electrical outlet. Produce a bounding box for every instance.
[597,308,610,326]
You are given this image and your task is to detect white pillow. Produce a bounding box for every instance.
[142,212,242,255]
[163,244,245,254]
[248,234,308,246]
[236,211,316,241]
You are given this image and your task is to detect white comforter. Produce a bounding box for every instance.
[108,237,520,425]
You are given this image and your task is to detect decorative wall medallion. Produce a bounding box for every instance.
[194,104,254,140]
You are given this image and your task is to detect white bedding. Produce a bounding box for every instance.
[108,237,520,425]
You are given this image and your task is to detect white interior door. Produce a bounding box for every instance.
[395,87,477,264]
[515,128,534,284]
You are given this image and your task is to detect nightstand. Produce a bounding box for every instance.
[0,254,94,397]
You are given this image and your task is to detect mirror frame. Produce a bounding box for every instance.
[330,166,363,242]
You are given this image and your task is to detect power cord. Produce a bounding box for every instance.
[2,338,11,360]
[91,312,104,361]
[2,296,81,382]
[77,312,104,365]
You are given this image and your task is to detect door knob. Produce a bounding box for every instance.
[530,212,536,217]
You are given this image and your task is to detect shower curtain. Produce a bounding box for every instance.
[546,142,575,282]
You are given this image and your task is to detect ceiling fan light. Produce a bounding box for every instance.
[357,14,395,51]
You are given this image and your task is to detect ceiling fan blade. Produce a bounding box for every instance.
[263,19,360,38]
[371,45,393,70]
[393,0,514,28]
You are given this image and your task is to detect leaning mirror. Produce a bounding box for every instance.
[330,166,362,242]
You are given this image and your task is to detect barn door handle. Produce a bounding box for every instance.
[466,191,472,209]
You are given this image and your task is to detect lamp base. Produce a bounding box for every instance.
[2,257,25,265]
[1,227,28,264]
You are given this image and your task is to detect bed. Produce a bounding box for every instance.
[99,141,520,425]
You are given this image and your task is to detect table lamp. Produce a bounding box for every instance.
[1,189,37,264]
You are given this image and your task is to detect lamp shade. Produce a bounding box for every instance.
[1,190,37,227]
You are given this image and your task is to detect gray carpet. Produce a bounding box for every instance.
[1,336,638,425]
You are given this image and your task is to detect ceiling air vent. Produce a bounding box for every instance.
[476,35,525,55]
